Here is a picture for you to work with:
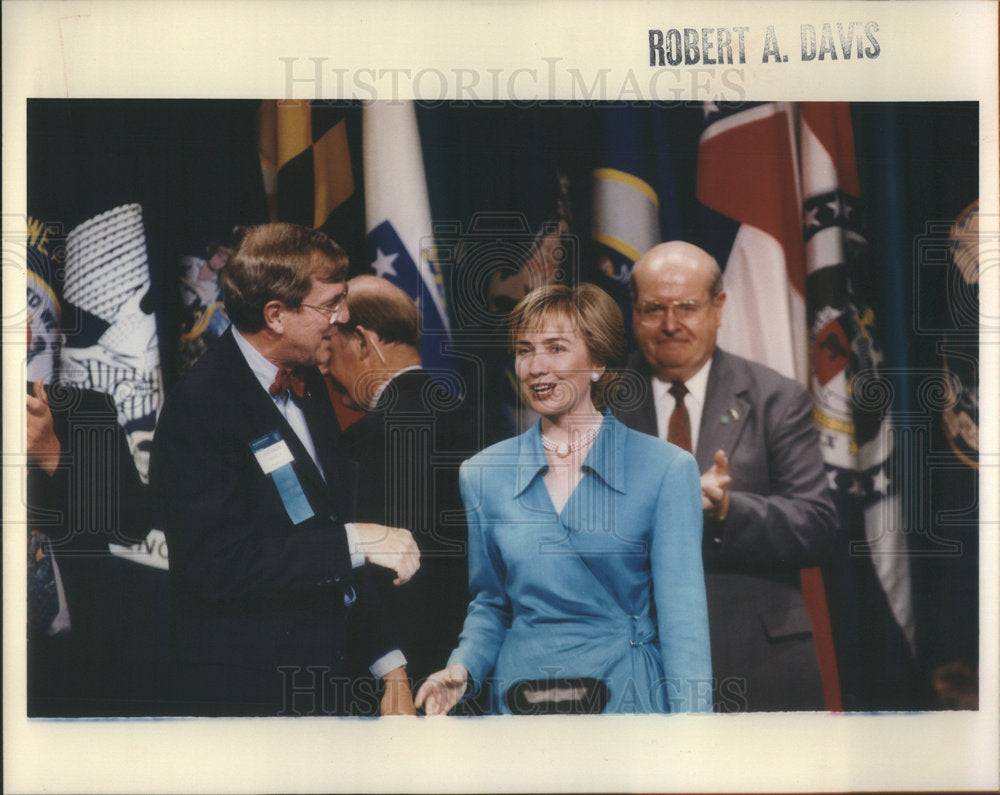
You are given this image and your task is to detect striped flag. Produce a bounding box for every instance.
[697,101,840,709]
[362,101,456,385]
[801,103,916,705]
[698,100,920,709]
[698,102,808,383]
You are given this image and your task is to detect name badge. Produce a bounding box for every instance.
[250,431,314,525]
[252,437,294,474]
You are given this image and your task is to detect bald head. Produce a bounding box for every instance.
[630,241,726,383]
[324,275,422,410]
[340,275,422,348]
[629,241,723,303]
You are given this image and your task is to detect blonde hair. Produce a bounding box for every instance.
[509,283,625,409]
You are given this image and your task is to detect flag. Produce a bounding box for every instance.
[25,215,62,384]
[800,103,918,709]
[698,102,808,383]
[57,203,164,484]
[362,101,456,387]
[697,101,841,709]
[258,100,354,226]
[591,105,683,335]
[258,100,367,267]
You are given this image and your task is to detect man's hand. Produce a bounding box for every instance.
[414,663,469,716]
[27,379,60,476]
[701,449,731,520]
[352,522,420,585]
[380,666,416,716]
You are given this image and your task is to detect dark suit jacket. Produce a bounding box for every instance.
[338,368,477,687]
[27,386,158,716]
[150,328,395,716]
[614,348,838,711]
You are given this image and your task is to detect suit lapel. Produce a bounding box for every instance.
[216,331,335,498]
[696,350,751,471]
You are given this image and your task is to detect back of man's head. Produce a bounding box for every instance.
[342,275,421,350]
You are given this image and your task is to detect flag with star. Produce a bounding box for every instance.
[362,101,457,387]
[697,101,842,710]
[800,102,917,709]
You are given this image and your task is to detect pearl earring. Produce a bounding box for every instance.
[591,372,600,382]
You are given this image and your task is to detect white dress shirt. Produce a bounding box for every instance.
[652,357,713,455]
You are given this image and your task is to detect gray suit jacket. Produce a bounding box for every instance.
[614,348,838,711]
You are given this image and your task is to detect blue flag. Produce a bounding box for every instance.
[592,105,683,336]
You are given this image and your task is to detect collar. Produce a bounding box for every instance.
[513,411,626,498]
[370,365,423,409]
[652,356,713,408]
[232,326,282,397]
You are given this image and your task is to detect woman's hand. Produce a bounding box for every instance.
[414,663,469,716]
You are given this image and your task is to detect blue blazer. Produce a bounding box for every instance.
[448,412,712,713]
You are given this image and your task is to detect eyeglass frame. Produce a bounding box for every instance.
[633,296,718,326]
[300,285,349,325]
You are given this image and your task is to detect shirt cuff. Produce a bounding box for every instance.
[344,522,366,569]
[369,649,407,679]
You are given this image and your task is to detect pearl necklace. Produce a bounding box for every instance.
[541,423,601,458]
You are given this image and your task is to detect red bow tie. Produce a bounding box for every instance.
[269,367,306,399]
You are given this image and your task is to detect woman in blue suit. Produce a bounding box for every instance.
[416,284,711,714]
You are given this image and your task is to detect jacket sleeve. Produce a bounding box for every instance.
[652,450,713,713]
[150,388,355,603]
[705,382,838,569]
[446,460,511,693]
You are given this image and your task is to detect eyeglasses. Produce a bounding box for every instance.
[300,287,349,325]
[634,298,711,326]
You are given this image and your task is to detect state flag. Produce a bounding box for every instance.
[362,101,457,388]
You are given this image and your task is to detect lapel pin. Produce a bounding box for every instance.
[721,408,739,423]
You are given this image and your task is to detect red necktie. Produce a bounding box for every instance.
[667,381,692,452]
[270,367,306,400]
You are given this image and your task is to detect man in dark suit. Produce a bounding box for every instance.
[614,241,838,711]
[325,275,478,693]
[150,223,419,717]
[27,379,156,716]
